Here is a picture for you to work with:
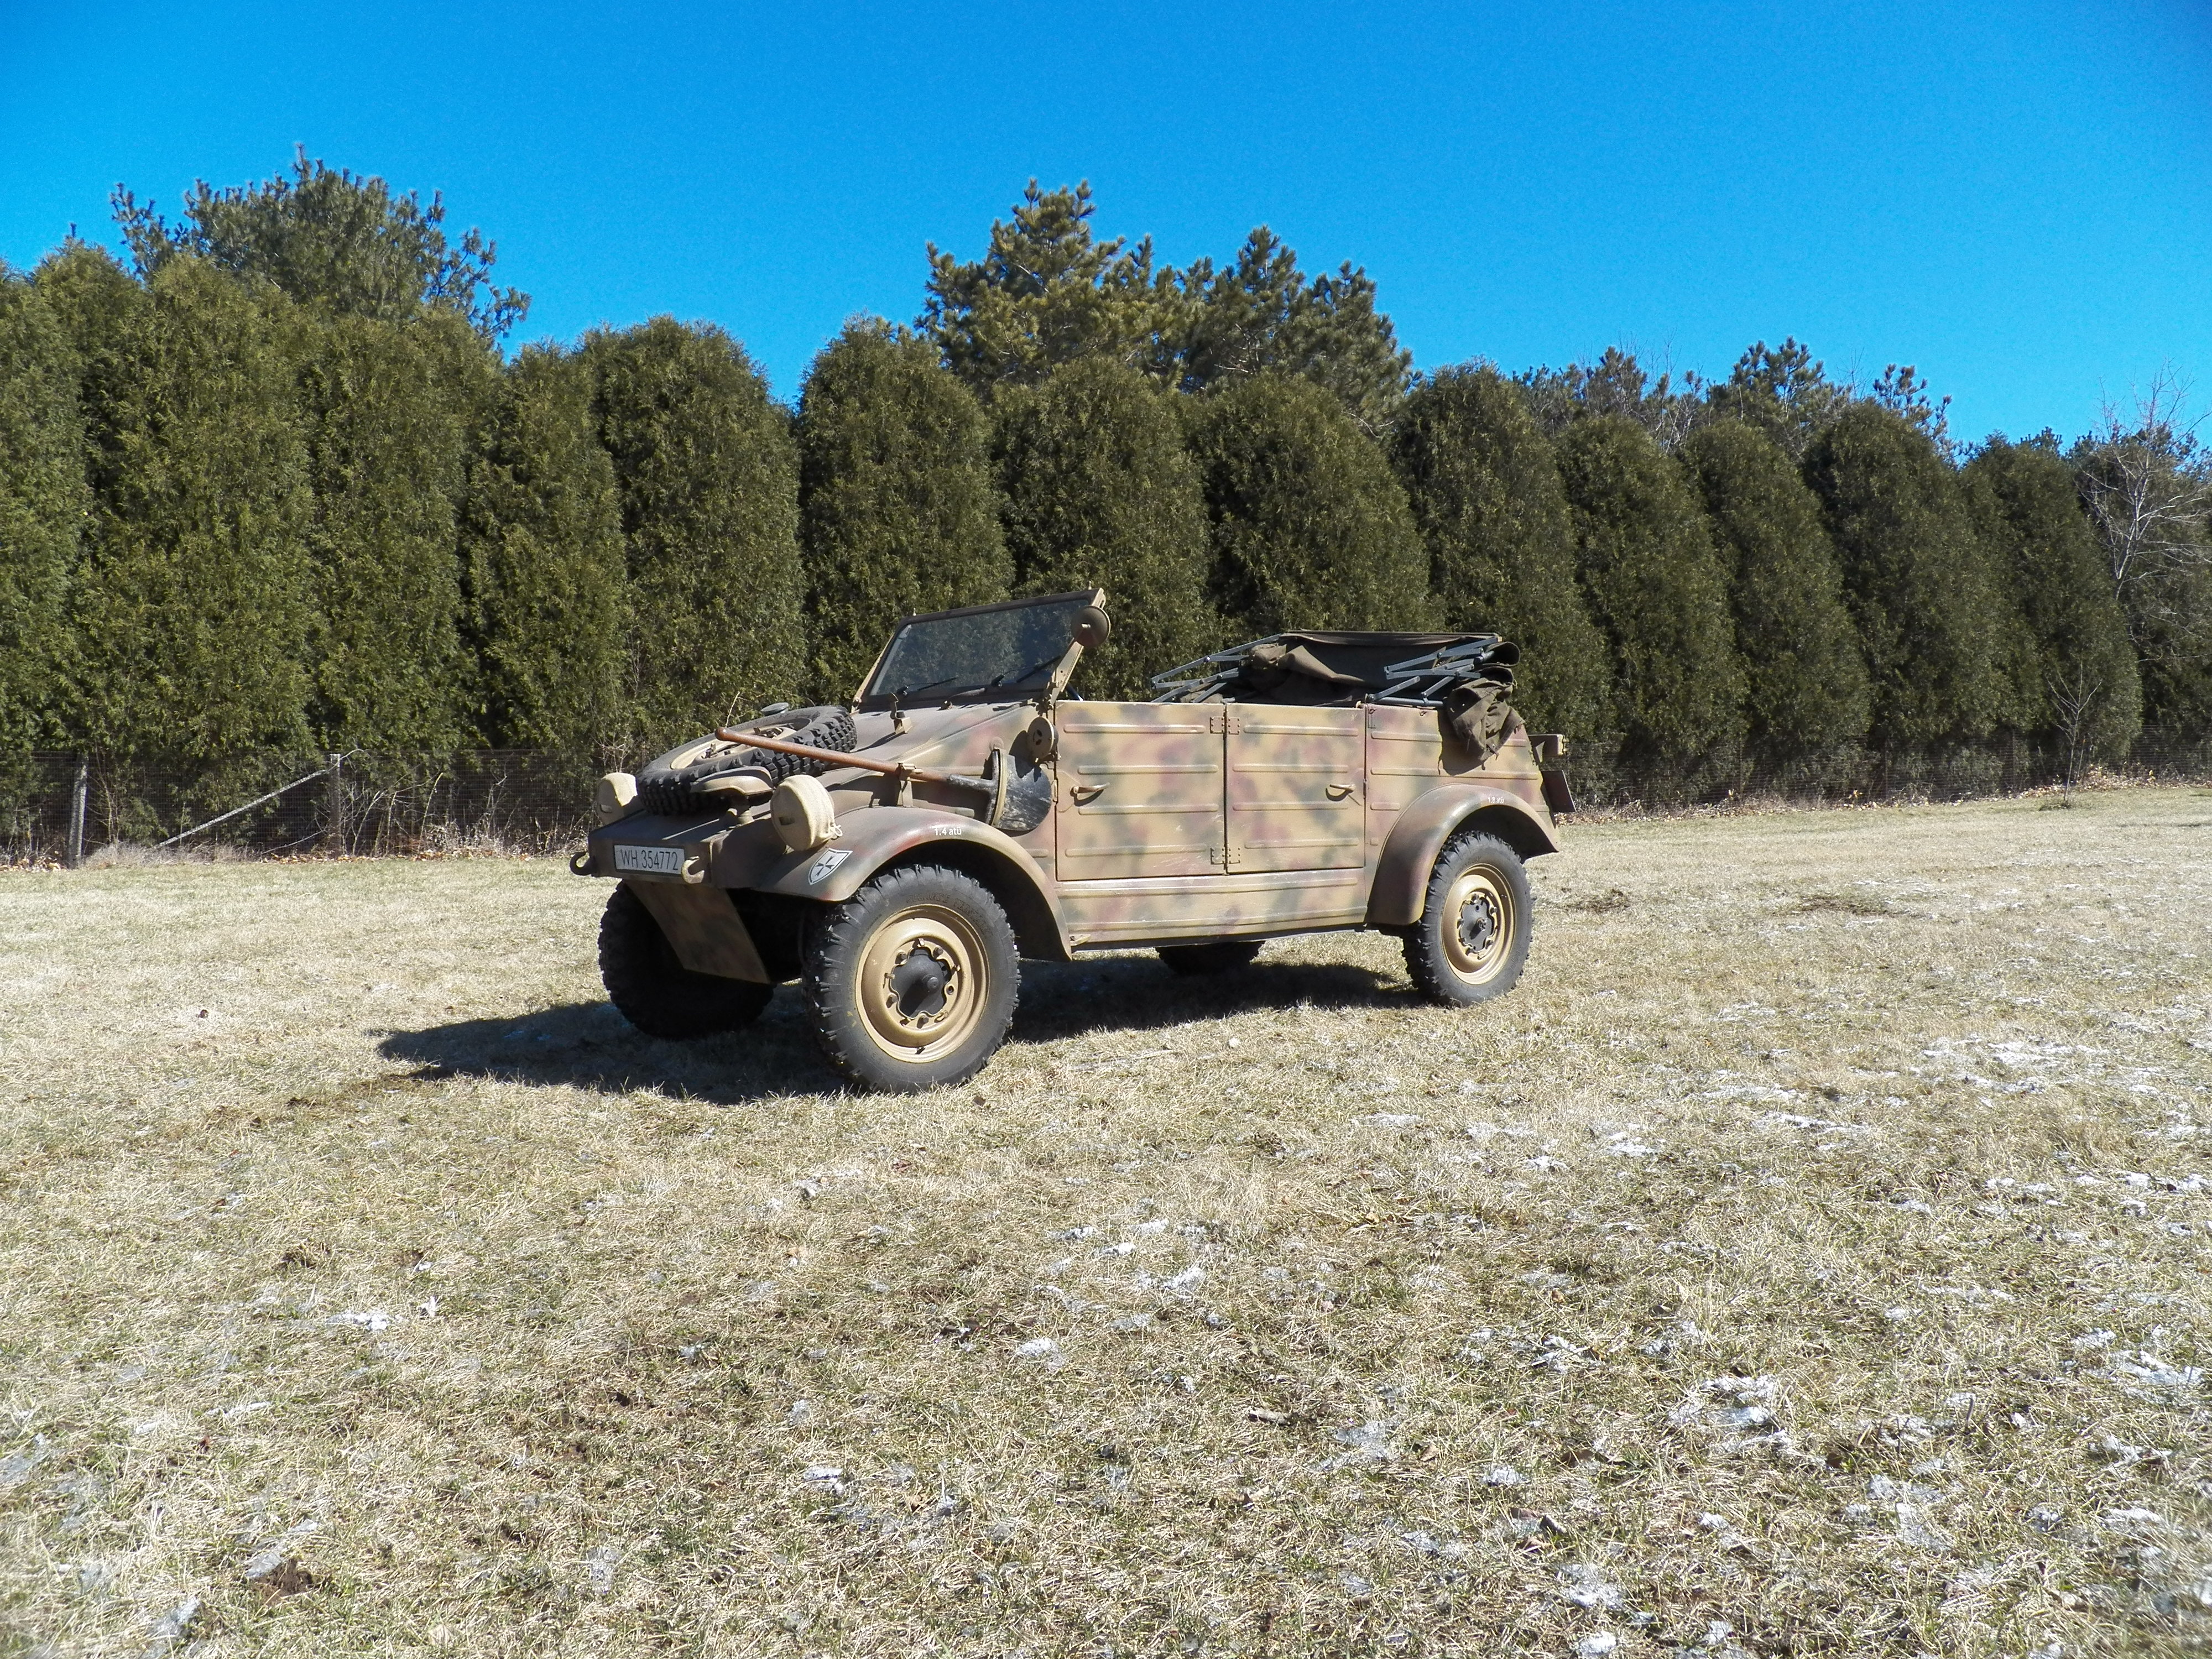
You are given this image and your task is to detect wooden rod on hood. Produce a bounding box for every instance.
[712,727,981,791]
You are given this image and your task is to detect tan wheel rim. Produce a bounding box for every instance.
[1441,865,1515,985]
[663,737,723,771]
[855,903,988,1062]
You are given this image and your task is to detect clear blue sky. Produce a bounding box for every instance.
[4,0,2206,443]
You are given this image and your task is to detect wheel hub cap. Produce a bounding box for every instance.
[888,942,955,1022]
[856,906,986,1060]
[1441,866,1513,983]
[1457,893,1500,957]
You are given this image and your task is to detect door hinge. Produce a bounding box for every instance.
[1208,845,1245,869]
[1207,713,1243,735]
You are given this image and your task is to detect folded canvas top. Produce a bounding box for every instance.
[1150,631,1519,708]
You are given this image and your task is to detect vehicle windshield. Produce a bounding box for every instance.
[860,593,1096,707]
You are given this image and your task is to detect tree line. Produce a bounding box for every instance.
[2,157,2206,814]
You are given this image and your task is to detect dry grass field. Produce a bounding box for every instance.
[3,789,2210,1658]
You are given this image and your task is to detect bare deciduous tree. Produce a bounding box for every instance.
[2072,370,2212,657]
[2044,665,2104,791]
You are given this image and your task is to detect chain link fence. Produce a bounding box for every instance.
[1,750,599,864]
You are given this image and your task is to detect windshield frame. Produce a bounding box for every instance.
[855,589,1103,711]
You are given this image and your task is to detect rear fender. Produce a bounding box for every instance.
[1367,785,1561,928]
[752,806,1073,962]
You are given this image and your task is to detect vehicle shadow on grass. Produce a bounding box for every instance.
[1008,953,1404,1044]
[374,953,1405,1101]
[374,997,841,1104]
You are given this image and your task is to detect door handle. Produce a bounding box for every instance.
[1325,783,1355,801]
[1071,784,1107,804]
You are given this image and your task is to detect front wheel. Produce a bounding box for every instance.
[600,885,773,1039]
[1402,832,1532,1006]
[802,864,1020,1092]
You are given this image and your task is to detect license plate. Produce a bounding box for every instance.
[613,843,686,875]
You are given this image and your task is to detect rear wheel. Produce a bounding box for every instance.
[1156,940,1263,975]
[599,884,773,1038]
[1402,832,1532,1006]
[802,864,1020,1092]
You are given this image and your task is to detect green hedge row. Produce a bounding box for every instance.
[1,163,2202,806]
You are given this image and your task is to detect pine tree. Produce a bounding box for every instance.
[1964,436,2142,769]
[64,255,313,772]
[0,270,87,757]
[921,182,1167,397]
[297,310,486,755]
[1705,339,1849,461]
[1391,366,1611,740]
[796,321,1010,701]
[585,317,804,745]
[1678,419,1870,775]
[462,346,629,753]
[1803,405,2011,758]
[992,357,1215,697]
[1187,374,1431,639]
[1518,348,1705,448]
[921,182,1410,431]
[114,149,527,340]
[1553,415,1746,786]
[1170,228,1411,435]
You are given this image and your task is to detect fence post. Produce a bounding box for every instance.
[324,753,345,852]
[66,758,88,869]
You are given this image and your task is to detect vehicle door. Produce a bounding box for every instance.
[1224,707,1367,873]
[1052,703,1225,880]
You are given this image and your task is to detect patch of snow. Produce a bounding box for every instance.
[1320,1420,1397,1471]
[145,1595,200,1649]
[244,1520,320,1580]
[2106,1352,2205,1394]
[583,1542,620,1595]
[1670,1375,1780,1434]
[1557,1562,1623,1610]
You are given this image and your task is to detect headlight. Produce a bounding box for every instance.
[770,774,838,853]
[595,771,638,825]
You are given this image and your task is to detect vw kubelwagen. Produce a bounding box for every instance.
[576,591,1572,1092]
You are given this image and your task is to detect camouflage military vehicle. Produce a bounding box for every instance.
[576,591,1572,1092]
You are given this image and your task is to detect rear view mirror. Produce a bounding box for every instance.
[1072,606,1110,652]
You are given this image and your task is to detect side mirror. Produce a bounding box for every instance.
[1072,606,1110,652]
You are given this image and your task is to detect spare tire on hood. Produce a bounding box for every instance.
[634,705,858,815]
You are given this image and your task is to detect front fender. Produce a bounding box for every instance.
[752,806,1073,961]
[1366,784,1561,928]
